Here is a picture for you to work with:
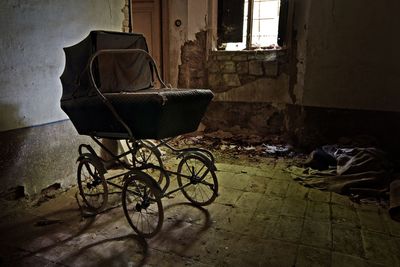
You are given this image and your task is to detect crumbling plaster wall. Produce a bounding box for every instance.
[0,0,125,196]
[168,0,208,87]
[176,0,400,148]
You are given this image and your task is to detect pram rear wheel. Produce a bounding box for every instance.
[122,171,164,238]
[77,158,108,212]
[177,154,218,206]
[134,141,165,190]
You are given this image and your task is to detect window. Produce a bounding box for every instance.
[217,0,289,51]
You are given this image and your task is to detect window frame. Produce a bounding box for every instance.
[213,0,292,51]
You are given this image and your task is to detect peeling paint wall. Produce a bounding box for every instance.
[168,0,208,87]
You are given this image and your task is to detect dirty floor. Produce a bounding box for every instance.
[1,156,400,267]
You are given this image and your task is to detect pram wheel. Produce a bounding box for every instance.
[134,141,165,190]
[122,171,164,238]
[77,157,108,212]
[177,154,218,206]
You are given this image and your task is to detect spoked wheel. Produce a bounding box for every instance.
[134,141,167,192]
[77,158,108,212]
[177,154,218,206]
[122,171,164,238]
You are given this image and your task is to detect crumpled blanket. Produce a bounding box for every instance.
[286,146,400,221]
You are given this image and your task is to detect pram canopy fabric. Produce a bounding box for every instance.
[60,31,153,100]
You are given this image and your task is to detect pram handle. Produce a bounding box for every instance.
[88,48,168,140]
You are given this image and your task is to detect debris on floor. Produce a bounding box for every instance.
[168,130,297,159]
[34,218,63,227]
[287,144,400,221]
[34,183,62,207]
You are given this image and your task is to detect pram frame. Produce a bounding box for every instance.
[75,48,218,238]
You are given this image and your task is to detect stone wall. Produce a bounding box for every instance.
[207,50,284,93]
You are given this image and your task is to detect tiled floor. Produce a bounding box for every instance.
[0,156,399,266]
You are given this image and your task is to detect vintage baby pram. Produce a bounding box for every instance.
[60,31,218,238]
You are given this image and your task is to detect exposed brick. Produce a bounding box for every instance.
[222,74,241,87]
[221,61,236,73]
[217,54,232,61]
[239,75,256,85]
[237,62,248,74]
[208,73,222,88]
[249,61,264,76]
[249,52,277,61]
[232,54,248,61]
[263,61,278,76]
[207,61,220,73]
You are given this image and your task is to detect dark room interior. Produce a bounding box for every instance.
[1,0,400,266]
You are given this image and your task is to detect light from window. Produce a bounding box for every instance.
[225,0,280,51]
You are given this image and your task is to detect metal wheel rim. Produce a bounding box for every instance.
[177,154,218,206]
[77,159,108,211]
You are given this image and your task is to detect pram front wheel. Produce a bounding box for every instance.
[122,171,164,238]
[177,154,218,206]
[77,157,108,212]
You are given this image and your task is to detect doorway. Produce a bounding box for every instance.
[131,0,169,83]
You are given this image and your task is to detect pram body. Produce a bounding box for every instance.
[60,31,218,238]
[60,31,213,139]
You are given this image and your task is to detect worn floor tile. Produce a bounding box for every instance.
[307,189,331,203]
[255,195,284,216]
[270,215,304,242]
[331,252,385,267]
[362,230,400,266]
[280,198,307,218]
[1,157,398,267]
[244,175,270,193]
[332,204,360,227]
[217,172,250,191]
[357,209,388,234]
[286,182,310,200]
[305,201,331,222]
[265,180,290,197]
[259,239,298,267]
[332,224,364,257]
[331,193,354,207]
[301,220,332,249]
[296,245,331,267]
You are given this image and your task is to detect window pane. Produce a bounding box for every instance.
[251,0,280,47]
[225,0,248,50]
[259,1,279,19]
[224,0,281,50]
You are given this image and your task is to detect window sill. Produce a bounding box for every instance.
[209,48,286,62]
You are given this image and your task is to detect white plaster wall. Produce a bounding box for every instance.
[0,0,125,131]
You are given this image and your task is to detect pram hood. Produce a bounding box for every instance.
[60,31,154,101]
